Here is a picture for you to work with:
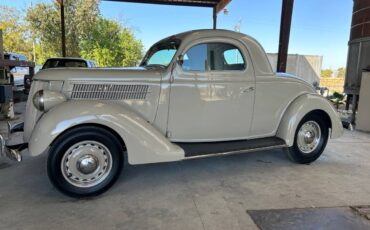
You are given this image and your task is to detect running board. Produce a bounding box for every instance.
[175,137,287,159]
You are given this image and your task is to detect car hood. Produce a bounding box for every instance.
[34,67,165,82]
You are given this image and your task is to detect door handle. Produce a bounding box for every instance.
[241,86,255,93]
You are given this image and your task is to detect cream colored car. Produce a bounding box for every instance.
[0,30,343,197]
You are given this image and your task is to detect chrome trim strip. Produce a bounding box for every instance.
[184,144,287,160]
[0,134,6,157]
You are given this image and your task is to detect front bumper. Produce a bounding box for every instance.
[0,135,22,162]
[13,77,25,91]
[0,122,27,162]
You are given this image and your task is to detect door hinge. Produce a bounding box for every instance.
[166,131,172,138]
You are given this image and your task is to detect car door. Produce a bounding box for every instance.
[167,39,255,142]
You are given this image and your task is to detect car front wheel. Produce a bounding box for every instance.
[47,126,124,197]
[285,113,329,164]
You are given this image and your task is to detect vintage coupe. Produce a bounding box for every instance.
[0,30,343,197]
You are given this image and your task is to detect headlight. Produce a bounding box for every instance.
[33,90,44,111]
[32,90,66,112]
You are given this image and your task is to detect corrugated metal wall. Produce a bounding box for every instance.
[351,0,370,40]
[344,0,370,95]
[267,53,322,84]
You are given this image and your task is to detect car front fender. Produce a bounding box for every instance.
[28,100,184,164]
[276,93,343,146]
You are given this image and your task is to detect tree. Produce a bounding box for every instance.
[26,0,143,66]
[337,67,346,78]
[26,2,61,63]
[119,29,143,66]
[0,6,33,60]
[79,17,143,67]
[321,69,333,78]
[26,0,100,63]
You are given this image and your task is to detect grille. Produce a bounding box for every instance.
[70,84,149,100]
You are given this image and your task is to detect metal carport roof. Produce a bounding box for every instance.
[104,0,231,11]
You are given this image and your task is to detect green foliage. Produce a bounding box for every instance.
[332,91,344,101]
[0,1,143,66]
[330,91,345,109]
[119,29,143,67]
[321,69,333,78]
[79,18,143,67]
[0,5,33,60]
[26,0,100,62]
[25,3,59,64]
[337,67,346,78]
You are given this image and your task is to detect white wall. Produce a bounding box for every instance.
[267,53,323,85]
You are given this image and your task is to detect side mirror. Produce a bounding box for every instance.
[177,55,184,66]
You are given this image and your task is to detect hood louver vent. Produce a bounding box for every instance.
[70,84,149,100]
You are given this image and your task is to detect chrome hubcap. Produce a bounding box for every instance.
[61,141,112,188]
[77,155,98,174]
[297,121,321,154]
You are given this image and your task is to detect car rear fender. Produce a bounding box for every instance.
[276,93,343,146]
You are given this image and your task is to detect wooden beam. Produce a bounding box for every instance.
[213,7,217,29]
[103,0,218,8]
[215,0,231,13]
[277,0,294,73]
[0,30,4,60]
[59,0,66,57]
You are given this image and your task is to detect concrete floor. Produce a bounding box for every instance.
[1,103,370,229]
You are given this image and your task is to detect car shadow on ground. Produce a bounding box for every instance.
[53,148,324,201]
[0,145,353,206]
[0,148,289,199]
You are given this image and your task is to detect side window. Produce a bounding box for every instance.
[19,55,28,61]
[224,49,244,65]
[42,60,53,69]
[182,42,246,72]
[147,49,177,66]
[182,44,207,71]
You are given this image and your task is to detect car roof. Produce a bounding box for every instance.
[174,29,244,39]
[46,57,95,62]
[5,52,26,56]
[153,29,273,76]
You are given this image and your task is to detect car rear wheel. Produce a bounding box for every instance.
[47,126,124,197]
[285,113,329,164]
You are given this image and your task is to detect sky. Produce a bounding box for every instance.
[3,0,353,69]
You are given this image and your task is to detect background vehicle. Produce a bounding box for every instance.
[41,57,97,69]
[1,30,343,197]
[24,57,97,93]
[4,52,29,91]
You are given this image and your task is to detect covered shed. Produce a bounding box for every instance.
[57,0,295,73]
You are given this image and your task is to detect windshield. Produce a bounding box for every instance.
[140,38,181,68]
[42,59,88,69]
